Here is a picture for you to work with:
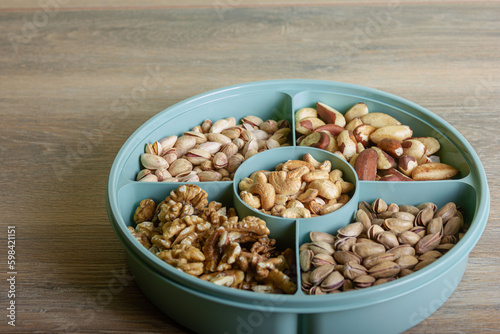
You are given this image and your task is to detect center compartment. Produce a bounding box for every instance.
[233,146,359,246]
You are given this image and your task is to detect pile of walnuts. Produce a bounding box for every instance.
[129,184,296,294]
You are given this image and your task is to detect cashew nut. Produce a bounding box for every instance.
[318,160,332,172]
[303,153,321,168]
[303,170,329,183]
[287,165,310,180]
[238,177,254,192]
[240,191,261,209]
[320,202,344,215]
[329,169,343,182]
[340,180,354,194]
[250,169,271,180]
[268,170,301,195]
[297,188,319,203]
[307,200,323,215]
[308,179,341,200]
[282,159,314,171]
[338,194,351,204]
[329,170,354,193]
[250,173,276,211]
[274,194,288,206]
[250,183,276,210]
[271,205,286,216]
[286,200,304,209]
[280,207,311,219]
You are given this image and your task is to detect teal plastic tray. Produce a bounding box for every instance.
[106,79,490,334]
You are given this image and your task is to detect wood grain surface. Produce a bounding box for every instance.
[1,1,499,333]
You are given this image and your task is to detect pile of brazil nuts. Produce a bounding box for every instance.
[137,116,291,182]
[238,153,354,218]
[295,102,460,181]
[300,198,466,294]
[130,184,297,294]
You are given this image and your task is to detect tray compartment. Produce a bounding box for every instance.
[291,90,470,178]
[295,180,476,332]
[116,180,299,298]
[233,146,359,248]
[121,90,294,181]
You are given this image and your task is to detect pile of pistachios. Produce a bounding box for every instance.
[300,199,466,294]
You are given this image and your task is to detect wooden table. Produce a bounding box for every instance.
[1,1,499,333]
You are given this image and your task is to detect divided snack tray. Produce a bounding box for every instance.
[106,80,489,334]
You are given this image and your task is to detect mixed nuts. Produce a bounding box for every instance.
[300,199,467,294]
[238,154,354,218]
[136,116,291,182]
[295,102,460,181]
[128,98,470,298]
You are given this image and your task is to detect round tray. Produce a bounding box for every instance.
[106,79,489,334]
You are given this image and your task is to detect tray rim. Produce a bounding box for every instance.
[107,79,490,308]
